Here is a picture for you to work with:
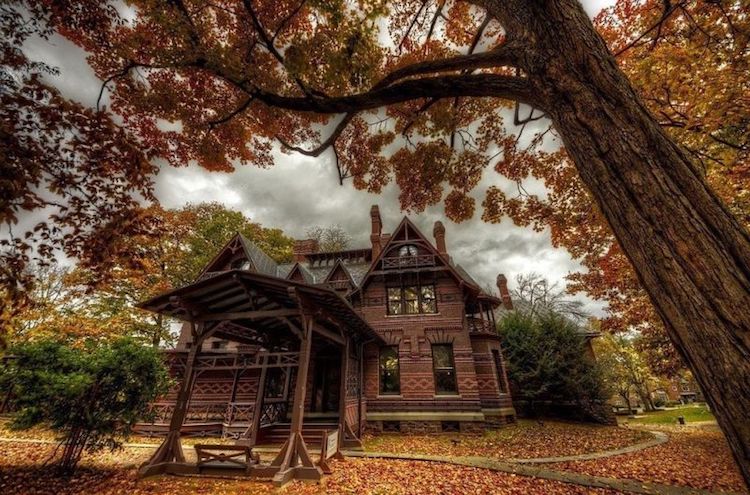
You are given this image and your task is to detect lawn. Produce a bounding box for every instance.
[627,404,715,425]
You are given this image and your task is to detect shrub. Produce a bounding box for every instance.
[498,311,611,422]
[1,337,170,474]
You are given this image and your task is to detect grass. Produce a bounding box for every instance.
[629,404,714,424]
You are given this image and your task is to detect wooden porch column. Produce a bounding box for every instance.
[238,353,268,446]
[338,337,361,448]
[259,314,322,486]
[138,321,206,477]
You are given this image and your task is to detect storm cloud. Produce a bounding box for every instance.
[17,0,615,317]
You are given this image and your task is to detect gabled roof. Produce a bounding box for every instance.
[324,259,355,285]
[286,262,315,284]
[353,216,478,291]
[197,233,278,280]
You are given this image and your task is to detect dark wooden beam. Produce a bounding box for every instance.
[312,322,345,346]
[196,308,299,322]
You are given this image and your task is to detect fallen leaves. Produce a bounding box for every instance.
[362,420,651,460]
[0,441,621,495]
[552,425,748,494]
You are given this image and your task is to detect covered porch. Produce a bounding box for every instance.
[136,270,383,486]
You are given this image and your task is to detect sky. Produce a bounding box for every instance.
[20,0,617,316]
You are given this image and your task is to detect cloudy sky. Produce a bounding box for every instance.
[22,0,616,316]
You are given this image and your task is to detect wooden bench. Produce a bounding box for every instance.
[194,444,260,472]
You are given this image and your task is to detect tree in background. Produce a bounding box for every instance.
[0,337,170,474]
[596,333,659,412]
[305,225,352,252]
[498,311,611,423]
[511,273,588,323]
[5,203,294,348]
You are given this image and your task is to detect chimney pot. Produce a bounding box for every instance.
[433,220,447,255]
[293,239,319,262]
[370,205,383,258]
[496,273,513,310]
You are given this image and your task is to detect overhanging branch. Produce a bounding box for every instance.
[251,73,538,114]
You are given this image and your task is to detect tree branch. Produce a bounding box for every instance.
[251,73,537,114]
[372,42,521,91]
[276,112,355,157]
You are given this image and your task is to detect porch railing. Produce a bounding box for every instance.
[259,400,288,427]
[225,402,255,425]
[144,400,287,427]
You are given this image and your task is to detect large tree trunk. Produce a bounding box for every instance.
[484,0,750,485]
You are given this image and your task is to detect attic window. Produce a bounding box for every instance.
[398,245,418,257]
[231,258,252,270]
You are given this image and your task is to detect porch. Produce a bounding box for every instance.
[135,270,383,486]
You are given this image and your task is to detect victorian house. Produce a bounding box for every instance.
[136,205,515,484]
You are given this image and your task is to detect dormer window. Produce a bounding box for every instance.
[231,258,252,270]
[398,245,418,257]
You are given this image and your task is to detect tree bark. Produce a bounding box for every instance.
[479,0,750,484]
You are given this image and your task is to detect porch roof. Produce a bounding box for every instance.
[138,269,384,345]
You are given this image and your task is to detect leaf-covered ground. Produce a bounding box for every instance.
[552,425,748,493]
[362,420,652,459]
[0,441,621,495]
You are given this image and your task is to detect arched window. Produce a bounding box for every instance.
[398,244,418,257]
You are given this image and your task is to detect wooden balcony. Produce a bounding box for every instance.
[327,280,351,291]
[467,316,494,334]
[381,254,436,270]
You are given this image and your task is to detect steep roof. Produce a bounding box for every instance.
[197,233,278,279]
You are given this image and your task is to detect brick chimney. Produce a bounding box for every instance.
[496,274,513,310]
[370,205,383,258]
[293,238,319,262]
[433,220,447,255]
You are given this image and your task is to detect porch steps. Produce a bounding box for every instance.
[257,421,339,446]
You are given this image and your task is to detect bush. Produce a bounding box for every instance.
[0,337,170,474]
[498,311,611,423]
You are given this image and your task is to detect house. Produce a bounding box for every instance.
[135,205,515,483]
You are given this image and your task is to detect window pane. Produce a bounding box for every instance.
[388,301,403,315]
[432,344,458,394]
[387,287,401,301]
[265,368,286,398]
[421,285,436,313]
[432,345,452,368]
[435,370,458,394]
[379,346,400,394]
[404,287,419,314]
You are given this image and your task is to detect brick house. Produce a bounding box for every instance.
[137,205,516,453]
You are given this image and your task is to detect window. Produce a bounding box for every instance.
[492,349,508,393]
[211,340,228,350]
[432,344,458,394]
[398,244,418,257]
[379,346,400,394]
[386,284,438,315]
[265,368,286,399]
[421,285,436,313]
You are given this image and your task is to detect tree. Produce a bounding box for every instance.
[0,5,157,304]
[6,203,294,348]
[11,0,750,482]
[498,311,611,423]
[0,337,170,474]
[596,333,659,413]
[511,273,588,322]
[306,224,352,252]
